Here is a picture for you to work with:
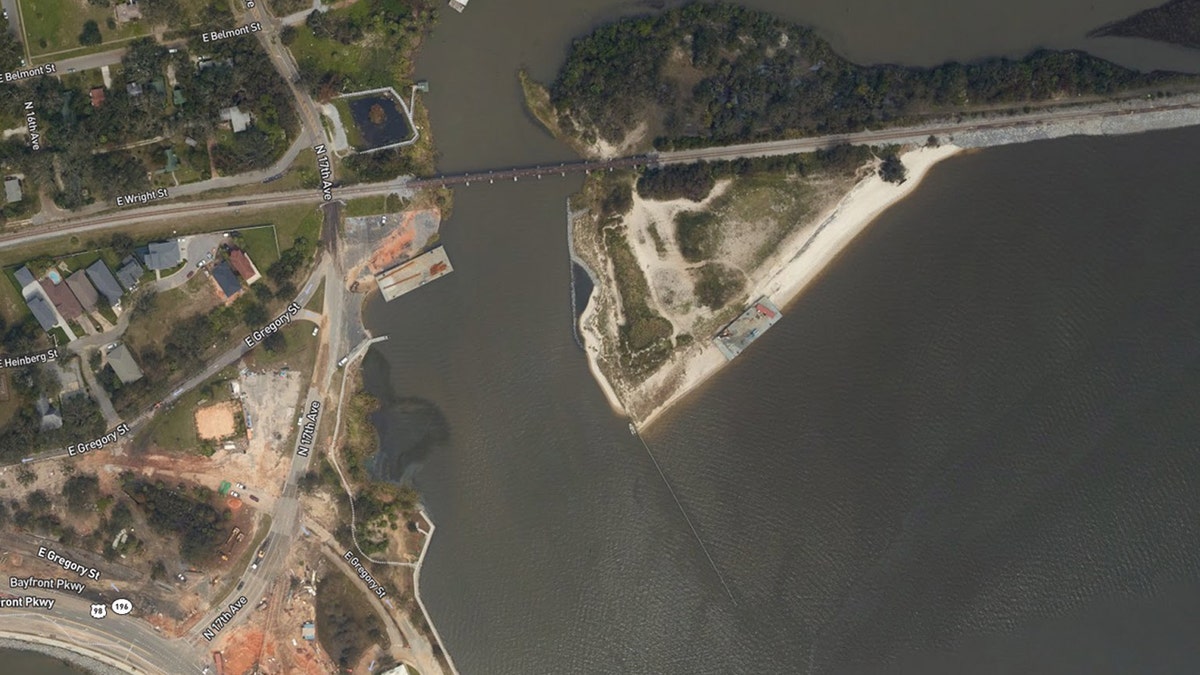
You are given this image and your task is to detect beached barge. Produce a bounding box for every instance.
[714,297,782,360]
[376,246,454,301]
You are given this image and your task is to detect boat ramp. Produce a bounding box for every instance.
[376,246,454,301]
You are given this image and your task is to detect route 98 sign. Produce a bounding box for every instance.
[90,603,106,619]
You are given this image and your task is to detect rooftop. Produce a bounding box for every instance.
[86,260,123,306]
[40,277,84,320]
[211,260,241,298]
[107,344,143,384]
[65,269,99,311]
[144,240,183,270]
[4,176,21,203]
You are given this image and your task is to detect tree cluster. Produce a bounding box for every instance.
[549,2,1195,148]
[120,473,228,563]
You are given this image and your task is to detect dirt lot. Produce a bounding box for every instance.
[195,401,239,440]
[356,208,441,274]
[240,369,305,456]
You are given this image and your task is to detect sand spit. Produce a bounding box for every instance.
[576,144,963,428]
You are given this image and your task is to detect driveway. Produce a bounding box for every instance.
[152,233,226,291]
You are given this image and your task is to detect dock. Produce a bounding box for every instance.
[448,0,468,11]
[713,297,782,360]
[376,246,453,302]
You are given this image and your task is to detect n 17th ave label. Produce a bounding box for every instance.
[315,144,333,201]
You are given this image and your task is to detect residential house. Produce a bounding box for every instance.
[115,255,144,291]
[65,269,99,312]
[144,240,182,270]
[219,106,252,133]
[39,277,84,320]
[126,82,143,97]
[86,260,123,307]
[89,87,106,107]
[228,248,261,284]
[211,261,241,299]
[26,295,57,332]
[107,344,143,384]
[14,266,36,291]
[4,176,22,203]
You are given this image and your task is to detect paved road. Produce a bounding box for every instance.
[0,593,207,674]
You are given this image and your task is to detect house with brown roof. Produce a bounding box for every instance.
[39,277,84,321]
[89,87,106,107]
[228,248,261,284]
[66,270,99,312]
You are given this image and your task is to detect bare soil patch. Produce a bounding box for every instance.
[194,401,238,440]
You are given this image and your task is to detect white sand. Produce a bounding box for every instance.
[579,144,963,429]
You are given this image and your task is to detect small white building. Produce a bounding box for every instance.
[220,106,253,133]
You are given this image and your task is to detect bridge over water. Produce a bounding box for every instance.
[405,154,659,189]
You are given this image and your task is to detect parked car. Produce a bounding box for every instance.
[312,327,319,336]
[249,495,260,502]
[235,483,246,489]
[230,491,240,498]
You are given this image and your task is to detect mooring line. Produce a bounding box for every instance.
[634,428,736,604]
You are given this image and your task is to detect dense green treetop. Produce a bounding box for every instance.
[548,2,1194,148]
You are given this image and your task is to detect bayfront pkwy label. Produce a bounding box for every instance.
[11,576,86,594]
[244,302,301,348]
[201,22,262,42]
[116,188,169,206]
[4,63,56,82]
[201,595,248,641]
[2,348,58,368]
[296,401,320,457]
[67,423,130,457]
[343,551,387,599]
[24,101,40,151]
[37,547,101,580]
[315,144,333,201]
[0,595,55,610]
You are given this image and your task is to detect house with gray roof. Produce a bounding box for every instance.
[14,266,36,291]
[107,344,143,384]
[211,260,241,299]
[26,295,57,332]
[144,240,182,270]
[4,177,22,203]
[116,255,144,290]
[86,260,123,307]
[66,269,99,312]
[220,106,252,133]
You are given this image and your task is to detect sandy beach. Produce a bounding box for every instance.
[576,144,964,428]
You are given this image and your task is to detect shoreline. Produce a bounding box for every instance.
[576,144,963,429]
[0,634,132,675]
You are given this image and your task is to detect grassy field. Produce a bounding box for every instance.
[277,207,322,251]
[236,225,280,269]
[0,268,31,324]
[143,366,236,453]
[243,322,318,372]
[304,279,325,313]
[343,196,388,217]
[123,273,221,352]
[18,0,147,58]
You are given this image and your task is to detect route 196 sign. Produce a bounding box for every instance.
[90,603,107,619]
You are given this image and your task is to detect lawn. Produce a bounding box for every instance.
[236,225,280,269]
[143,366,236,453]
[243,322,318,373]
[277,207,322,251]
[304,279,325,313]
[18,0,147,58]
[0,268,31,324]
[343,196,389,218]
[123,274,220,353]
